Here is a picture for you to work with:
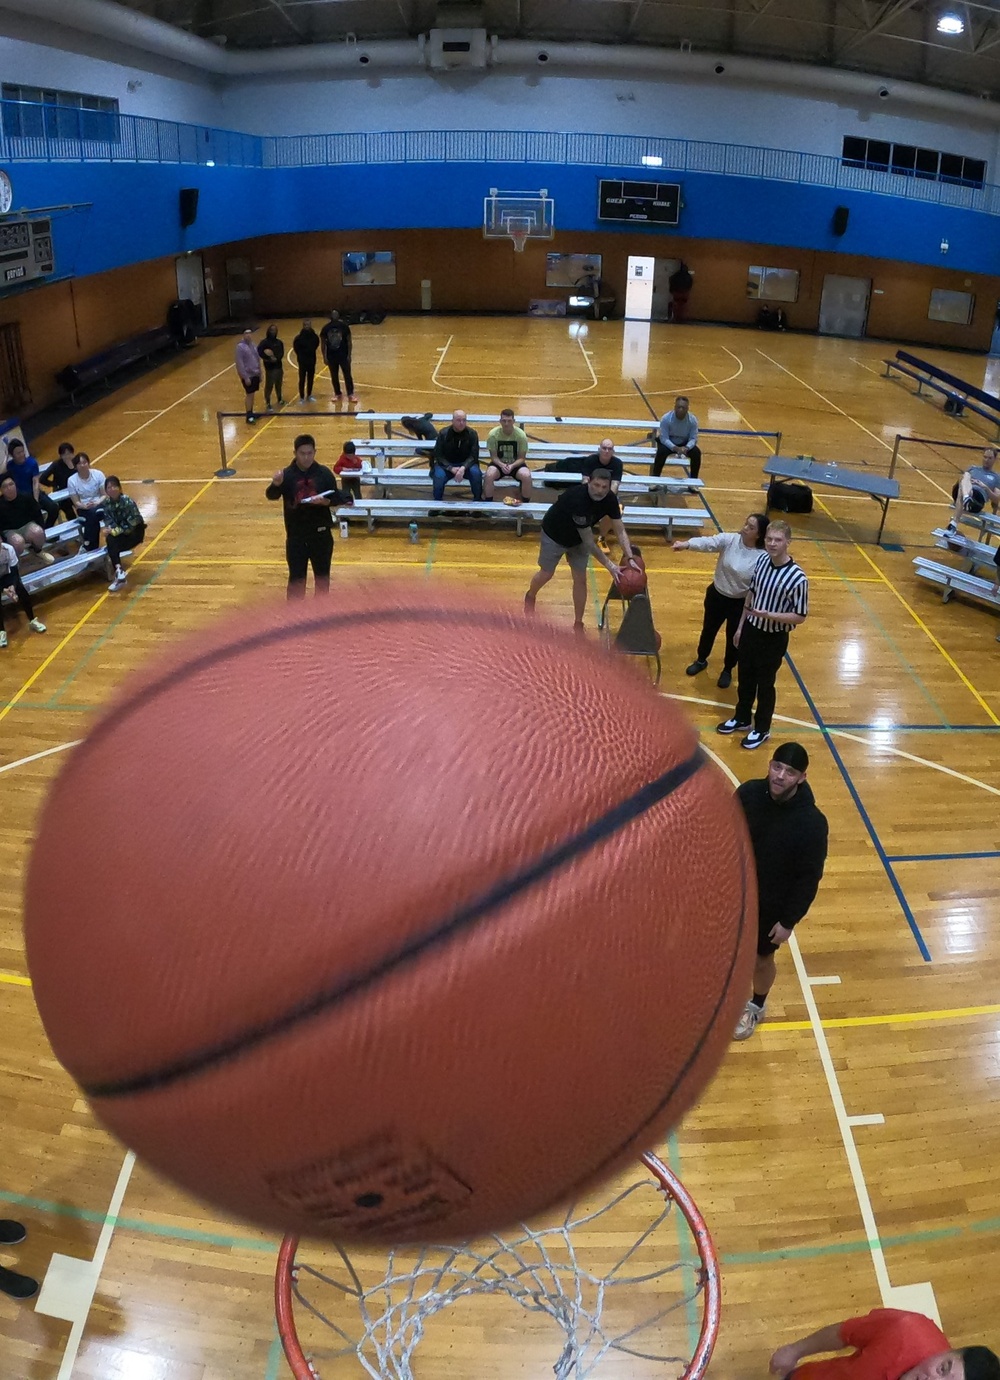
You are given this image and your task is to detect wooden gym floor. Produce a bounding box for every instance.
[2,316,1000,1379]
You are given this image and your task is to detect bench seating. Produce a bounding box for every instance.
[913,556,1000,620]
[340,466,701,501]
[884,350,1000,435]
[931,527,999,575]
[2,514,132,602]
[348,438,688,471]
[56,326,178,404]
[336,498,707,539]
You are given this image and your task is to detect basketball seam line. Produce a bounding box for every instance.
[83,747,707,1099]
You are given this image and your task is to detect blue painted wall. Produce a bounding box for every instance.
[18,159,998,280]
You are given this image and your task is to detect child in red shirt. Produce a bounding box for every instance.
[333,441,362,500]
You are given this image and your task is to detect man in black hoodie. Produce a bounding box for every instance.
[266,433,347,599]
[733,741,828,1041]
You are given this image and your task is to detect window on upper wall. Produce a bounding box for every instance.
[928,289,975,325]
[746,266,800,303]
[1,84,120,143]
[841,136,986,189]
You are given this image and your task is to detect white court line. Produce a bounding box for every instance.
[38,1152,136,1377]
[704,744,940,1323]
[0,740,81,773]
[430,335,454,388]
[808,975,842,986]
[848,1114,886,1127]
[576,337,598,391]
[94,362,234,463]
[755,347,952,500]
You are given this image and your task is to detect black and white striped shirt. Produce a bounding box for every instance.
[747,554,809,634]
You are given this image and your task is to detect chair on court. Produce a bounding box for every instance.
[599,578,662,685]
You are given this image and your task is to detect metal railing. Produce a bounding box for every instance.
[0,99,995,214]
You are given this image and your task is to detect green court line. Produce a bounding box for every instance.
[816,540,950,726]
[264,1326,285,1380]
[666,1133,701,1357]
[424,532,439,573]
[0,702,97,711]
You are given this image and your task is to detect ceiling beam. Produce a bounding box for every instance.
[265,0,304,37]
[625,0,646,38]
[836,0,921,58]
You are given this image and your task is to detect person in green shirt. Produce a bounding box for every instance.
[103,476,146,592]
[484,408,532,502]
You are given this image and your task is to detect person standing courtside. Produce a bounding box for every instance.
[672,512,768,689]
[258,323,285,411]
[769,1307,998,1380]
[321,310,357,404]
[733,742,828,1041]
[718,519,808,751]
[432,410,483,501]
[235,328,261,424]
[652,396,701,490]
[266,433,345,598]
[293,319,320,402]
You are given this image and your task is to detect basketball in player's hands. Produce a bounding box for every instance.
[615,560,648,599]
[24,582,755,1245]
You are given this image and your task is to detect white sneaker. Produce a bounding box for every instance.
[28,618,45,633]
[108,572,127,592]
[734,1000,764,1041]
[0,630,7,648]
[306,395,316,403]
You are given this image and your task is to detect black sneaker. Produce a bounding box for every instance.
[741,729,771,750]
[0,1265,38,1299]
[685,659,708,676]
[0,1220,26,1245]
[717,669,733,689]
[717,717,751,735]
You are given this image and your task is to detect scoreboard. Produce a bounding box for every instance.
[598,179,681,226]
[0,218,55,287]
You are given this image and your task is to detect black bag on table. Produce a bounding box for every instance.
[766,478,813,513]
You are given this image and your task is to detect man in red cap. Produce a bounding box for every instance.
[733,740,828,1041]
[770,1307,998,1380]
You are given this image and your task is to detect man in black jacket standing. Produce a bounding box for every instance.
[321,310,357,404]
[266,433,346,599]
[733,741,828,1041]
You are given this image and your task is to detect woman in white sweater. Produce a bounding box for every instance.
[672,512,768,689]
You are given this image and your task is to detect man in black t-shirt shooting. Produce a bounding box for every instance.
[266,433,347,599]
[525,468,636,631]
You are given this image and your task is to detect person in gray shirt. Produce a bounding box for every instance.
[652,395,701,491]
[947,445,1000,534]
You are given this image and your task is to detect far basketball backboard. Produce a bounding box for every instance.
[483,188,555,251]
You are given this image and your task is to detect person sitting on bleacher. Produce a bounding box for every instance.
[103,476,146,593]
[40,442,78,522]
[484,409,532,502]
[5,439,58,528]
[0,475,54,565]
[946,446,1000,537]
[67,454,107,553]
[432,410,483,502]
[581,439,623,494]
[0,538,46,647]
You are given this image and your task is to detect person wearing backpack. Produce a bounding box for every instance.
[321,310,357,404]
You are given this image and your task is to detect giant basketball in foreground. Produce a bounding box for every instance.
[25,584,755,1245]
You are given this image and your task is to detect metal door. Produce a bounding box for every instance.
[818,274,870,338]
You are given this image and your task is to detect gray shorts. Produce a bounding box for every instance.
[538,531,589,572]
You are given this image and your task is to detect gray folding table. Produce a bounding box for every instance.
[764,455,900,544]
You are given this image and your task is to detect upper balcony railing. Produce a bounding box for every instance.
[1,100,996,217]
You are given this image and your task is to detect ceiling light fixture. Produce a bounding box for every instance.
[641,154,664,167]
[937,13,965,35]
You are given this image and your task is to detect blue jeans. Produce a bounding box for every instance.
[433,463,483,501]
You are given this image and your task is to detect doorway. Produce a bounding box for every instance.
[175,253,207,329]
[652,258,681,321]
[624,256,656,321]
[818,274,871,338]
[225,257,254,321]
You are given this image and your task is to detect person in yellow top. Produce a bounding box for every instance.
[484,409,532,502]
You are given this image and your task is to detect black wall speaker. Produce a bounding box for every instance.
[832,205,850,236]
[179,187,199,228]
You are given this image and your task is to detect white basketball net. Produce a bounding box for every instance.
[278,1155,719,1380]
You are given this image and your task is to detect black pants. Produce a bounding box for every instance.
[38,493,60,528]
[79,506,104,551]
[107,523,144,569]
[328,353,354,396]
[50,495,76,522]
[652,442,701,479]
[0,569,34,626]
[697,583,745,669]
[298,360,316,399]
[734,621,789,733]
[286,526,333,598]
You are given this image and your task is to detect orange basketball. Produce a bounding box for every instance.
[24,583,755,1245]
[615,562,648,599]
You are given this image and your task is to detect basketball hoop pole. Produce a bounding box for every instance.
[215,411,237,477]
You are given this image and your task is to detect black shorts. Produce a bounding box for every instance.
[242,374,261,395]
[757,916,788,957]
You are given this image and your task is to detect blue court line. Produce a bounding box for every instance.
[816,541,949,726]
[784,654,933,961]
[888,850,1000,863]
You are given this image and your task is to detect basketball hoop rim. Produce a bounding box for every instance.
[274,1150,720,1380]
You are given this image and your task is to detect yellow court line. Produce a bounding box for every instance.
[0,972,31,987]
[768,1001,1000,1031]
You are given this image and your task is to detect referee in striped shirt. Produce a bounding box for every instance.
[717,519,808,750]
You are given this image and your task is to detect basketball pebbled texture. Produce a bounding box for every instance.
[615,564,648,599]
[24,582,756,1244]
